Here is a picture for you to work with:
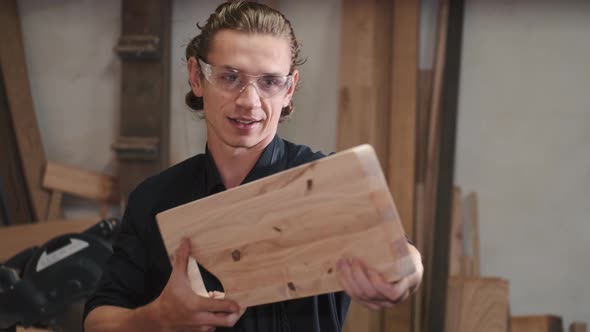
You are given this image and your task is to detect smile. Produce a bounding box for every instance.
[228,117,262,129]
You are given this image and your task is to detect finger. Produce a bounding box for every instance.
[389,277,412,304]
[336,259,363,299]
[194,296,240,314]
[173,238,190,274]
[192,311,241,328]
[367,269,410,303]
[349,258,380,301]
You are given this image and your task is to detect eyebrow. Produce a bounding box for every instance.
[219,64,286,77]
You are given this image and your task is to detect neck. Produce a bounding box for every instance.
[207,136,274,189]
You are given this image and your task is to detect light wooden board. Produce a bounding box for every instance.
[42,161,119,204]
[157,145,415,308]
[0,218,96,261]
[445,277,509,332]
[0,0,51,221]
[570,322,587,332]
[383,1,419,331]
[511,315,564,332]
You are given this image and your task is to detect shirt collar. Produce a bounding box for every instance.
[204,135,285,195]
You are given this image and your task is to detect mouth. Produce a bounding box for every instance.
[228,117,262,130]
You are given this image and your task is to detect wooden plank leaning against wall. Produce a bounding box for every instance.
[0,0,53,222]
[113,0,171,201]
[338,0,418,331]
[383,0,419,331]
[338,0,393,331]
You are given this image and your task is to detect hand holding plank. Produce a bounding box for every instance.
[151,239,242,331]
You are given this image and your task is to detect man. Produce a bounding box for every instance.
[84,1,423,331]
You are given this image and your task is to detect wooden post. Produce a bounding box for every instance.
[0,69,34,225]
[426,0,465,330]
[0,0,52,222]
[338,0,393,330]
[383,0,419,331]
[114,0,171,200]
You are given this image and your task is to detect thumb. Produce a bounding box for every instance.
[172,238,190,275]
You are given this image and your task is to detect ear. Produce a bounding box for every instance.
[187,57,204,97]
[283,69,299,107]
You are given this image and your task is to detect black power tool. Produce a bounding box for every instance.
[0,218,120,331]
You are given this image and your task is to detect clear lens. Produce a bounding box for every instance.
[199,59,292,98]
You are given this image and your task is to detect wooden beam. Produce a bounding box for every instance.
[42,161,119,204]
[445,277,509,332]
[0,68,33,225]
[115,0,171,200]
[338,0,394,330]
[421,0,448,329]
[0,218,97,261]
[383,0,419,331]
[0,0,51,221]
[427,0,465,330]
[511,315,564,332]
[448,186,463,276]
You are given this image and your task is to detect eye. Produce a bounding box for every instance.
[219,72,239,82]
[260,76,283,88]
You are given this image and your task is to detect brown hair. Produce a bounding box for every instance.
[185,0,305,121]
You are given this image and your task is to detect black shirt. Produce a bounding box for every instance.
[84,136,351,331]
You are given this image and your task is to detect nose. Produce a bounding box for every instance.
[235,82,261,109]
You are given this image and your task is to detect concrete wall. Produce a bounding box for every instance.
[455,0,590,324]
[17,0,589,326]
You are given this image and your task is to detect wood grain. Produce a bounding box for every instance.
[383,2,419,331]
[445,277,509,332]
[0,0,51,221]
[157,145,415,308]
[42,161,119,204]
[0,218,97,261]
[511,315,564,332]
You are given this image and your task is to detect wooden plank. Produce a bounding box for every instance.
[448,186,463,276]
[445,277,509,332]
[337,0,392,167]
[384,0,419,330]
[0,0,51,221]
[570,322,587,332]
[0,218,97,261]
[427,0,465,329]
[45,190,63,220]
[337,0,394,330]
[421,0,449,329]
[116,0,171,200]
[0,68,33,225]
[157,145,415,308]
[466,192,481,275]
[42,161,119,204]
[511,315,564,332]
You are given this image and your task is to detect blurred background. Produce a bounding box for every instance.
[1,0,588,331]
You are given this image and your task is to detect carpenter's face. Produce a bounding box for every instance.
[189,29,298,151]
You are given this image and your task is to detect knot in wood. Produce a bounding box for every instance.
[231,249,241,262]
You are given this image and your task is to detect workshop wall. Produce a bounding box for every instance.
[454,0,590,325]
